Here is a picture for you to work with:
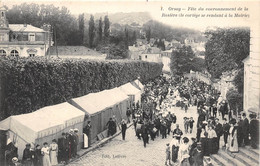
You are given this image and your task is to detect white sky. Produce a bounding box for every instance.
[1,0,260,31]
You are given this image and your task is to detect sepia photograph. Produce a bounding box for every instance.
[0,0,259,166]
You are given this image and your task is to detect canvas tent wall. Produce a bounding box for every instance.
[0,102,85,159]
[119,82,142,106]
[69,87,129,142]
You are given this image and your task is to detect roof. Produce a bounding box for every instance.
[9,24,45,33]
[144,47,161,54]
[70,87,129,115]
[12,102,84,132]
[0,102,85,144]
[49,46,102,56]
[119,82,141,95]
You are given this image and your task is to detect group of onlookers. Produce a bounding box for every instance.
[6,128,79,166]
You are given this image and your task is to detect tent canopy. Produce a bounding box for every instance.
[71,87,129,115]
[119,82,141,95]
[132,79,144,91]
[0,102,85,144]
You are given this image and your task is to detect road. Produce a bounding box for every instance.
[68,106,199,166]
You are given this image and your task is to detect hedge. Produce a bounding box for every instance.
[0,56,163,120]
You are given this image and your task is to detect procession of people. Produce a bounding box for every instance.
[4,75,259,166]
[123,75,259,166]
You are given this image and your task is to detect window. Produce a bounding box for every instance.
[0,50,6,56]
[28,33,35,42]
[10,50,19,57]
[145,55,147,58]
[139,56,141,60]
[1,12,4,17]
[0,34,5,41]
[29,54,35,57]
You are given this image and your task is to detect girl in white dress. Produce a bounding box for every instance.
[49,139,58,165]
[41,142,51,166]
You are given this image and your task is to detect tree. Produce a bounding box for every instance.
[104,15,110,38]
[233,68,244,93]
[132,31,137,45]
[190,57,205,72]
[226,88,243,115]
[157,39,165,51]
[124,27,129,48]
[6,3,78,46]
[204,27,250,78]
[78,14,85,45]
[146,26,151,43]
[108,43,128,59]
[98,17,103,42]
[89,15,95,48]
[170,45,195,75]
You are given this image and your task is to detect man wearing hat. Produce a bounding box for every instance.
[215,118,223,150]
[241,113,250,146]
[58,132,69,164]
[22,143,33,166]
[73,129,79,157]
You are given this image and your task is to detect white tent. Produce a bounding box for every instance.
[119,82,142,104]
[131,79,144,93]
[69,87,129,141]
[0,102,85,159]
[70,88,129,115]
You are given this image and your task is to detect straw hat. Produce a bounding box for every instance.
[12,157,18,163]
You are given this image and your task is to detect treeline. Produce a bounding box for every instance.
[0,56,163,120]
[143,20,206,43]
[5,3,138,59]
[170,45,205,75]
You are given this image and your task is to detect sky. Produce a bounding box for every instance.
[1,0,260,31]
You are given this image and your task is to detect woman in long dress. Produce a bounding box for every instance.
[49,139,58,165]
[170,135,180,163]
[179,137,190,166]
[41,142,51,166]
[207,124,217,155]
[200,125,209,156]
[228,119,238,153]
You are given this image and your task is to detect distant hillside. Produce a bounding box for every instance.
[143,20,206,43]
[84,12,152,26]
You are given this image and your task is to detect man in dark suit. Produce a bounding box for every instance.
[249,113,259,149]
[58,132,69,164]
[222,118,230,148]
[241,113,250,146]
[215,118,223,150]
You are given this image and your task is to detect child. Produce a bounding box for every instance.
[189,117,195,134]
[184,117,189,134]
[165,143,171,165]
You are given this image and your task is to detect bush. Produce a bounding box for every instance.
[0,56,163,120]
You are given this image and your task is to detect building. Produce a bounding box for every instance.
[161,50,171,73]
[139,47,162,63]
[243,27,260,115]
[0,6,51,57]
[128,45,146,60]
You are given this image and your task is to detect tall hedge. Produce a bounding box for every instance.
[0,57,163,120]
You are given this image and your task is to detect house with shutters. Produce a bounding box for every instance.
[0,6,52,57]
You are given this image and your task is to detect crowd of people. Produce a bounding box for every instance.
[122,75,259,166]
[4,75,260,166]
[5,128,80,166]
